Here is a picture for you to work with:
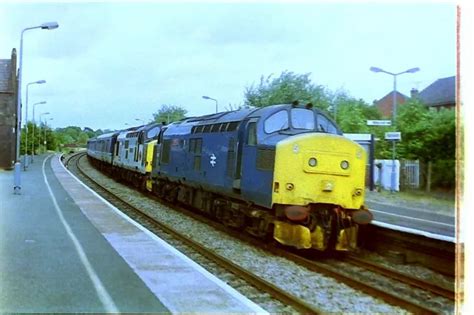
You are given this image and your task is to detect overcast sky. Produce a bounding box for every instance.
[0,2,457,130]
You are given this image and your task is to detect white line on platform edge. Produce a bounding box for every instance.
[58,154,269,314]
[372,220,456,243]
[43,155,119,313]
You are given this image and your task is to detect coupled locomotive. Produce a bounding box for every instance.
[87,103,372,251]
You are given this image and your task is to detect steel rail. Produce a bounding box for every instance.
[345,255,454,300]
[69,152,324,315]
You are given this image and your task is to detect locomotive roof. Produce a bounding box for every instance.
[163,104,319,136]
[96,131,120,140]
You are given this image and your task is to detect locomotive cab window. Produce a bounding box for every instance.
[316,114,338,134]
[247,122,257,145]
[264,110,289,133]
[147,126,160,139]
[291,108,315,130]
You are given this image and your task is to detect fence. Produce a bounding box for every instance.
[400,160,420,189]
[373,159,420,191]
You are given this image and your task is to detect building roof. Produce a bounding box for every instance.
[418,76,455,107]
[376,91,409,104]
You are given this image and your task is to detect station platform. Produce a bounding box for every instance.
[0,154,266,313]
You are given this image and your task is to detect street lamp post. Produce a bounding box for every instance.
[31,100,46,163]
[370,66,420,192]
[202,95,218,113]
[14,21,59,194]
[24,80,46,169]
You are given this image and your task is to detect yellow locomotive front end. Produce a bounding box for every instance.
[272,133,372,251]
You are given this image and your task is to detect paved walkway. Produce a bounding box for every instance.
[0,154,266,313]
[0,155,168,312]
[365,189,455,217]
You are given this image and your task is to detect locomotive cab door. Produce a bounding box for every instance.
[237,118,273,208]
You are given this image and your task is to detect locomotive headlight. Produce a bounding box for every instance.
[308,157,317,167]
[340,160,349,170]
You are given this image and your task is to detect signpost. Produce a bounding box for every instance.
[384,132,401,141]
[367,120,392,126]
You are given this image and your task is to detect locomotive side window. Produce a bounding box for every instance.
[227,121,239,132]
[203,125,212,133]
[291,108,315,130]
[161,139,171,164]
[316,114,338,134]
[195,138,202,154]
[247,122,257,145]
[189,139,196,153]
[211,124,221,133]
[264,110,289,133]
[190,137,202,171]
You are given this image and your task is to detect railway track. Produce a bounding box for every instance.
[344,255,454,300]
[65,152,454,314]
[65,152,322,314]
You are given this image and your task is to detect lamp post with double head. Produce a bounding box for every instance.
[24,80,46,169]
[14,21,59,193]
[31,101,46,162]
[370,66,420,192]
[202,95,218,113]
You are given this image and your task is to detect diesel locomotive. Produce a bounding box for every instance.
[87,103,372,251]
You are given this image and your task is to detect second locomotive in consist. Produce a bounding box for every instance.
[87,102,372,251]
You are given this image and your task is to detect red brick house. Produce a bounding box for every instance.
[0,49,18,169]
[373,91,409,118]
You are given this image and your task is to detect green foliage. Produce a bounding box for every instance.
[331,92,382,133]
[431,159,455,189]
[152,104,187,124]
[54,126,102,149]
[244,71,330,111]
[425,108,455,161]
[395,100,455,162]
[395,99,432,160]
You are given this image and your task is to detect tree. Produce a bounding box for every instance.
[330,91,382,133]
[395,99,455,190]
[396,99,432,160]
[152,104,187,124]
[244,71,330,111]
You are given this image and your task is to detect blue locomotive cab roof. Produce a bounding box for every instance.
[163,103,341,140]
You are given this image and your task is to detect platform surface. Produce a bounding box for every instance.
[0,154,266,314]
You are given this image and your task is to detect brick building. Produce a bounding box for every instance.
[0,49,18,169]
[373,91,409,118]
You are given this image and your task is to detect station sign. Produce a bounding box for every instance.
[367,120,392,126]
[385,132,402,141]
